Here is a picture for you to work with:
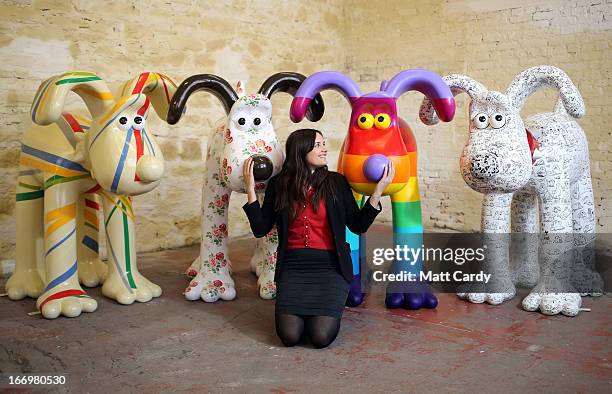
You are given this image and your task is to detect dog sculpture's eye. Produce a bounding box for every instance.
[490,113,506,129]
[238,117,246,126]
[473,113,488,129]
[133,116,145,130]
[374,113,391,129]
[118,116,132,130]
[253,117,261,126]
[357,113,374,129]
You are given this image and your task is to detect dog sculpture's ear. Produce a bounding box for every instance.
[167,74,239,125]
[290,71,362,123]
[258,72,325,122]
[384,69,455,123]
[506,65,585,118]
[30,72,114,125]
[118,72,178,122]
[419,74,487,125]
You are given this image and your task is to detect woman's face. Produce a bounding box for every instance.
[305,132,328,169]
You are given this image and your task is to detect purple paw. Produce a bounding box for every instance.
[385,293,404,309]
[403,292,424,310]
[423,292,438,309]
[402,292,438,310]
[346,291,364,307]
[346,274,364,307]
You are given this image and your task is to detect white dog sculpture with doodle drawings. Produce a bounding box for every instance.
[167,73,324,302]
[420,65,602,316]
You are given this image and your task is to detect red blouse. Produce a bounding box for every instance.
[286,188,335,250]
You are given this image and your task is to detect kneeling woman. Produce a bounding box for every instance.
[242,129,394,348]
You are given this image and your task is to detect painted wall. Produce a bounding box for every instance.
[1,0,610,261]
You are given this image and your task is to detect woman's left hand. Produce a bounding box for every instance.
[369,161,394,210]
[373,161,395,197]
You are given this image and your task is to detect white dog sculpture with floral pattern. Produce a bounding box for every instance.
[167,73,325,302]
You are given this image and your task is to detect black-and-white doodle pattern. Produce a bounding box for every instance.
[420,66,603,316]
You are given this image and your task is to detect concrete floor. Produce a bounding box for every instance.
[1,225,611,393]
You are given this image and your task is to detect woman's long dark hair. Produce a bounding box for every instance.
[275,129,336,220]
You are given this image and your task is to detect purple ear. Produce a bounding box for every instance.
[384,69,456,122]
[290,71,361,122]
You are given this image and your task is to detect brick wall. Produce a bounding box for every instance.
[0,0,610,261]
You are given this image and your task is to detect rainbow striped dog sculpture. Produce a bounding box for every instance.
[6,71,176,319]
[290,70,455,310]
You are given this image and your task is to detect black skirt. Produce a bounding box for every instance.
[275,248,350,318]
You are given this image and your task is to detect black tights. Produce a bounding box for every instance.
[275,314,341,348]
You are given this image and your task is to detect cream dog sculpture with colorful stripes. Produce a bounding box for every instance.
[6,71,177,319]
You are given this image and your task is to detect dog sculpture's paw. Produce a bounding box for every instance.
[184,270,236,302]
[522,290,582,316]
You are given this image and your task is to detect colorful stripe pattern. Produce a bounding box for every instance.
[38,261,91,311]
[56,112,90,147]
[38,199,92,311]
[43,260,78,293]
[82,235,99,253]
[110,128,134,192]
[20,74,102,313]
[342,120,424,277]
[19,71,177,315]
[132,96,149,181]
[20,144,89,175]
[46,227,76,256]
[121,200,136,289]
[83,198,99,231]
[38,289,92,312]
[16,189,44,202]
[17,110,92,201]
[30,77,55,123]
[122,71,176,101]
[30,72,112,124]
[102,193,136,292]
[108,97,151,190]
[90,73,170,192]
[81,195,100,253]
[17,143,91,203]
[17,71,178,317]
[61,113,86,133]
[45,203,76,238]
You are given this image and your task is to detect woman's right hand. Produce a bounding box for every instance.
[243,157,257,203]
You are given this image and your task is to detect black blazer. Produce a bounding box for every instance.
[242,171,381,283]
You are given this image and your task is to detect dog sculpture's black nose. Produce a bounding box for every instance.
[470,154,499,179]
[251,155,274,181]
